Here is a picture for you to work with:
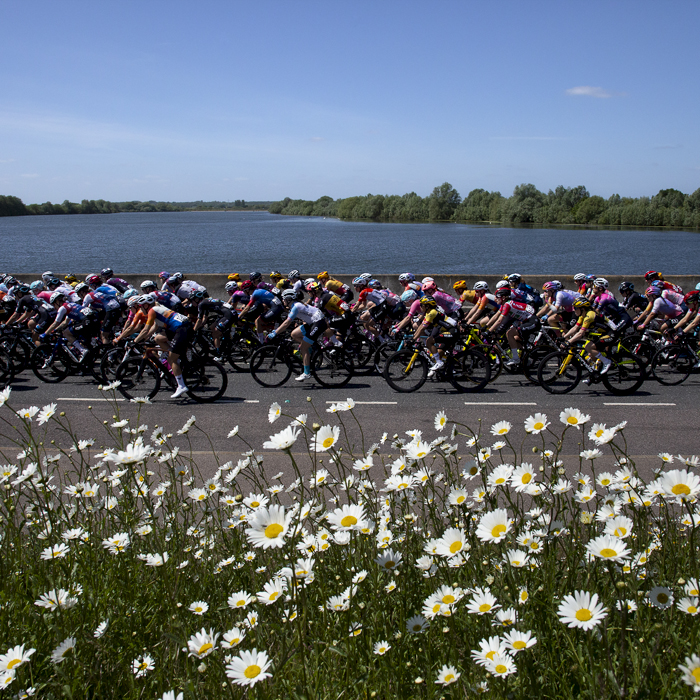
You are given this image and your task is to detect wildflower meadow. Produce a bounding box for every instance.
[0,383,699,698]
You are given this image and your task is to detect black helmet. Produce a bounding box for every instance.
[619,281,634,293]
[48,277,61,287]
[16,284,31,295]
[249,271,262,282]
[101,268,114,278]
[189,290,207,301]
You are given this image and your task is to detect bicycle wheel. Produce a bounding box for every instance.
[650,345,693,386]
[185,359,228,402]
[31,344,70,383]
[311,347,354,388]
[522,345,556,384]
[373,338,401,374]
[116,356,161,400]
[618,334,655,366]
[449,348,491,392]
[99,347,128,384]
[383,349,428,393]
[343,332,376,375]
[227,334,260,372]
[537,351,582,394]
[485,345,504,382]
[0,337,30,374]
[249,345,293,387]
[603,351,647,395]
[0,348,13,388]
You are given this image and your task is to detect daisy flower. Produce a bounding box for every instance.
[649,586,674,609]
[504,549,530,568]
[221,628,246,648]
[660,469,700,500]
[188,601,209,615]
[51,637,76,664]
[268,402,281,423]
[132,654,155,678]
[187,628,219,658]
[560,408,590,429]
[435,664,460,686]
[352,455,373,471]
[557,591,607,630]
[263,426,300,450]
[580,449,602,461]
[510,464,536,491]
[676,597,699,615]
[256,579,286,605]
[226,649,272,687]
[0,644,35,672]
[41,543,70,560]
[404,440,433,460]
[585,534,630,563]
[406,615,429,633]
[485,653,517,677]
[373,641,391,655]
[604,515,633,539]
[466,589,500,615]
[245,505,291,549]
[475,509,511,544]
[311,425,340,452]
[678,653,700,692]
[471,635,506,666]
[487,464,513,488]
[375,549,402,570]
[448,487,468,506]
[94,621,108,638]
[490,420,511,436]
[502,629,537,652]
[102,532,130,554]
[434,411,448,431]
[37,403,57,425]
[524,413,549,434]
[685,579,700,597]
[326,503,366,531]
[434,528,467,558]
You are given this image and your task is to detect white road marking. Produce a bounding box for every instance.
[325,401,398,405]
[58,397,125,402]
[244,400,260,403]
[464,401,537,406]
[603,402,676,406]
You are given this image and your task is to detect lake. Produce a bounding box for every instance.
[0,211,697,274]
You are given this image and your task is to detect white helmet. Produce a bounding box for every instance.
[137,293,156,306]
[594,277,609,289]
[473,281,489,292]
[496,280,510,290]
[140,280,157,290]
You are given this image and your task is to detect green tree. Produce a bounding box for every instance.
[428,182,461,220]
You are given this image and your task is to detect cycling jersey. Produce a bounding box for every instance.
[55,302,90,324]
[459,290,478,304]
[53,284,80,303]
[424,308,458,331]
[288,302,325,325]
[651,297,682,318]
[575,309,598,329]
[317,291,350,318]
[105,277,132,294]
[661,289,684,307]
[433,290,462,315]
[196,298,225,319]
[146,305,190,332]
[551,290,579,313]
[358,288,386,306]
[324,279,351,297]
[476,293,499,312]
[250,288,283,308]
[17,295,55,316]
[657,280,683,294]
[511,283,542,308]
[228,290,250,307]
[37,291,53,303]
[86,286,121,311]
[499,300,535,321]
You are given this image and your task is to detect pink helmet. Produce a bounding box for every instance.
[645,286,661,297]
[422,281,437,294]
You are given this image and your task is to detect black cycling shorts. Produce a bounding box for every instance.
[513,316,541,341]
[263,303,284,322]
[34,309,55,333]
[341,289,354,303]
[388,301,406,321]
[301,319,328,344]
[369,302,387,322]
[216,307,236,332]
[102,308,122,333]
[166,323,193,357]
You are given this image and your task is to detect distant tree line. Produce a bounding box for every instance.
[269,183,700,228]
[0,196,271,217]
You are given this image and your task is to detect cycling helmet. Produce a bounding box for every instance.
[306,281,321,293]
[619,282,634,293]
[496,280,510,290]
[651,280,665,289]
[127,296,140,308]
[170,272,184,283]
[240,280,255,292]
[86,274,102,287]
[64,274,78,284]
[495,287,511,298]
[41,271,54,283]
[288,270,300,280]
[473,281,489,292]
[421,277,435,285]
[47,277,61,288]
[166,276,180,287]
[398,273,415,283]
[594,277,609,289]
[140,280,157,290]
[137,293,156,306]
[422,280,438,294]
[123,289,138,300]
[249,272,262,282]
[543,281,562,292]
[227,273,240,282]
[696,283,700,291]
[317,271,329,281]
[401,289,418,303]
[100,268,114,278]
[74,283,89,294]
[507,273,522,284]
[29,281,44,292]
[583,274,596,283]
[16,285,30,296]
[419,296,438,309]
[644,270,661,281]
[4,277,18,287]
[158,271,170,280]
[573,273,586,283]
[573,297,592,309]
[50,291,65,304]
[270,271,283,280]
[645,286,661,297]
[224,281,238,294]
[369,279,382,289]
[190,290,207,301]
[359,273,372,280]
[683,290,699,305]
[352,277,367,288]
[282,289,300,302]
[452,280,467,292]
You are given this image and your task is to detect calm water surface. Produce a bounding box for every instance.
[0,211,697,274]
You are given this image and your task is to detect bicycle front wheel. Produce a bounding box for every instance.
[537,351,582,394]
[116,357,161,400]
[31,344,70,383]
[650,345,693,386]
[250,345,293,387]
[383,349,428,393]
[185,359,228,403]
[449,348,491,392]
[311,347,354,388]
[0,348,13,388]
[603,351,647,395]
[227,334,260,372]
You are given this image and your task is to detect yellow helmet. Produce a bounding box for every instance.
[228,273,240,281]
[419,295,438,309]
[269,271,283,280]
[453,280,467,291]
[317,271,330,280]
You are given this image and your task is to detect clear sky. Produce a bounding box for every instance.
[1,0,699,204]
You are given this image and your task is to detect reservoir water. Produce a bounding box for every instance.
[0,211,698,274]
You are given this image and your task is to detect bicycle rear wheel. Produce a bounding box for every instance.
[227,334,260,372]
[311,347,354,388]
[603,351,646,395]
[0,348,13,387]
[650,345,693,386]
[383,349,428,393]
[522,345,556,384]
[31,344,70,383]
[537,351,582,394]
[116,357,161,400]
[449,348,491,392]
[250,345,293,387]
[373,338,401,375]
[343,331,376,375]
[184,359,228,402]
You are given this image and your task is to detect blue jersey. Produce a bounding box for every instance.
[251,288,281,307]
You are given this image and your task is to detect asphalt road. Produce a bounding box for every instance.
[2,364,698,484]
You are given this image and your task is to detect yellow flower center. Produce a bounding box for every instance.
[445,673,455,682]
[688,606,698,614]
[322,437,334,448]
[417,451,427,458]
[601,479,610,485]
[479,603,491,613]
[513,640,526,650]
[595,429,604,437]
[534,422,544,430]
[495,478,505,484]
[491,524,506,538]
[599,548,617,558]
[250,501,260,507]
[690,589,699,596]
[449,541,462,554]
[567,416,579,425]
[456,496,465,503]
[657,593,668,604]
[442,594,455,604]
[264,523,284,538]
[7,659,21,670]
[521,592,528,602]
[672,484,691,496]
[495,664,507,674]
[512,560,521,566]
[614,527,627,537]
[498,428,507,434]
[244,664,261,679]
[269,592,279,601]
[198,643,213,655]
[384,561,395,569]
[486,651,496,660]
[432,603,441,613]
[692,668,700,684]
[575,608,592,621]
[341,515,358,527]
[521,473,532,484]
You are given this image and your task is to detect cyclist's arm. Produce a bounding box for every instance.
[485,311,504,332]
[133,313,157,344]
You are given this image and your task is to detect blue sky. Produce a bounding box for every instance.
[1,0,699,203]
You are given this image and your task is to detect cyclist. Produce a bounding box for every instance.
[249,271,273,292]
[42,291,97,357]
[317,272,354,302]
[100,268,133,294]
[166,273,206,301]
[486,285,540,368]
[673,290,700,336]
[47,277,80,303]
[226,280,252,309]
[5,284,58,345]
[537,281,578,332]
[420,279,462,319]
[507,274,543,310]
[452,280,478,310]
[411,295,459,376]
[30,280,52,303]
[398,273,423,296]
[352,277,388,337]
[561,296,612,376]
[140,280,181,310]
[574,273,588,295]
[618,282,647,317]
[644,270,683,294]
[114,296,148,344]
[159,271,171,291]
[306,281,352,340]
[83,274,123,344]
[131,293,193,399]
[238,283,285,341]
[591,278,633,336]
[268,288,328,382]
[637,285,684,335]
[464,281,499,327]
